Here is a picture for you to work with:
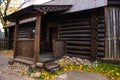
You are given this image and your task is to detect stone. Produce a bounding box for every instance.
[30,72,41,78]
[44,62,60,71]
[30,65,37,70]
[8,60,14,65]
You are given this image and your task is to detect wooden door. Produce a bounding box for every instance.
[49,27,58,51]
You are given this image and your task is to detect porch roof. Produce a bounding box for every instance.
[4,5,72,21]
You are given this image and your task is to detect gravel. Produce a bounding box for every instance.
[55,56,97,67]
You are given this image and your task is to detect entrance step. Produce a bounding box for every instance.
[44,62,60,72]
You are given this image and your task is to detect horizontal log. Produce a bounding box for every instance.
[60,26,91,30]
[66,46,91,51]
[97,24,104,28]
[19,31,27,33]
[16,56,35,61]
[98,19,104,23]
[60,34,91,37]
[97,47,105,51]
[98,29,105,32]
[14,58,34,65]
[97,39,105,42]
[66,50,91,55]
[67,41,91,45]
[60,38,91,41]
[19,32,28,34]
[98,34,105,38]
[62,18,90,23]
[61,22,90,26]
[60,30,91,34]
[98,16,104,19]
[97,42,104,46]
[97,52,104,56]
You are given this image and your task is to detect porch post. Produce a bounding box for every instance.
[34,15,41,63]
[14,20,19,58]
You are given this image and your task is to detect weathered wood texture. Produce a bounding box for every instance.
[16,20,35,59]
[14,21,19,58]
[17,39,34,58]
[104,7,120,61]
[59,9,105,58]
[8,27,14,49]
[53,40,66,58]
[108,0,120,5]
[18,22,35,39]
[90,16,98,61]
[34,15,41,63]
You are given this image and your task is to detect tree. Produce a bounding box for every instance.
[0,0,25,26]
[0,0,25,37]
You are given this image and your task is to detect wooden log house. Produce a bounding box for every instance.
[4,0,120,65]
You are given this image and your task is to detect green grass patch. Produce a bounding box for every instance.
[30,61,120,80]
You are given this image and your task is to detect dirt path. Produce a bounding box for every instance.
[53,70,108,80]
[0,51,34,80]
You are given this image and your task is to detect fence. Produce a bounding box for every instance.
[0,38,7,50]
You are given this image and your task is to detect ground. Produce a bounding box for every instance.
[0,51,109,80]
[0,51,34,80]
[53,71,107,80]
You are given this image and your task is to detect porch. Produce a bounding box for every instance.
[4,5,70,65]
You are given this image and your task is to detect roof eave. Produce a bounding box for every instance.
[4,5,72,22]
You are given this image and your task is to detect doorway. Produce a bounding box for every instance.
[48,27,58,52]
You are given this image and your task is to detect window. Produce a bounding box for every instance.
[18,27,35,39]
[29,28,35,39]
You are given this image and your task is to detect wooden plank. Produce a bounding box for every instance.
[14,21,19,58]
[34,15,41,63]
[14,58,34,65]
[17,40,34,58]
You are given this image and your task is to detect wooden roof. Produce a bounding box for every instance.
[4,5,72,21]
[4,17,36,28]
[4,0,120,22]
[43,0,108,13]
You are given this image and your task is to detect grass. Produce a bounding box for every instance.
[35,61,120,80]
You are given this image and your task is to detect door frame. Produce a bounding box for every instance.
[47,26,59,51]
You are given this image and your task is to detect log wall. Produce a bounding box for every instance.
[59,8,105,58]
[8,27,14,49]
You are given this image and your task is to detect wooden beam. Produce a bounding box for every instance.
[14,58,34,65]
[34,15,41,63]
[14,21,19,58]
[90,16,98,61]
[104,7,109,59]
